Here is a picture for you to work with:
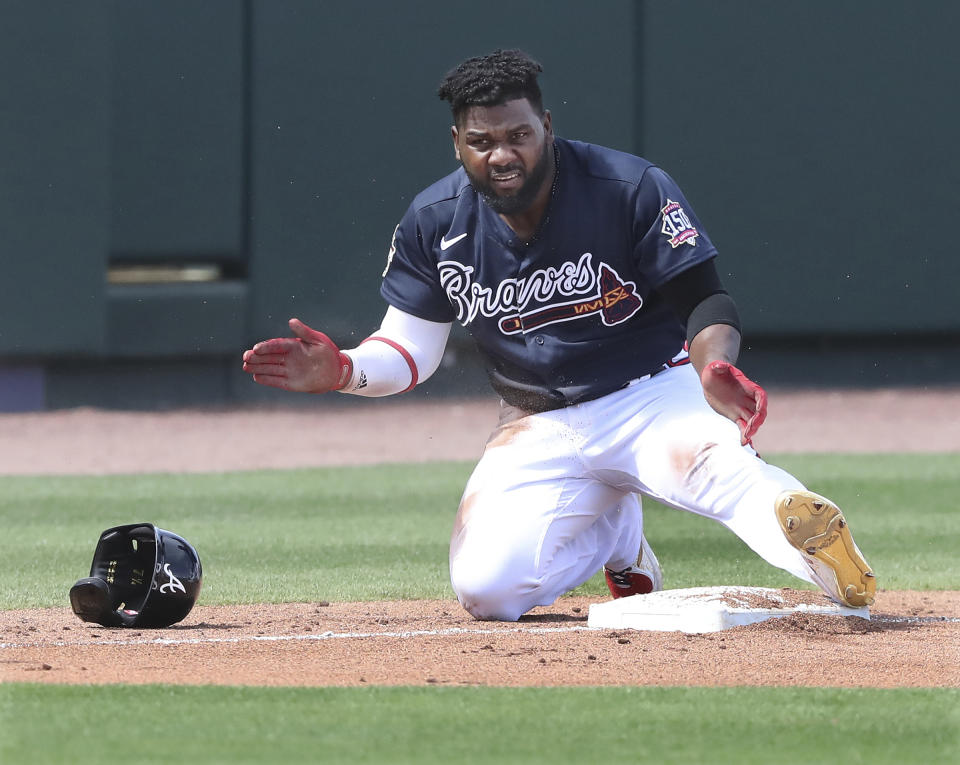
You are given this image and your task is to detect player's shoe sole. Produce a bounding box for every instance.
[604,535,663,599]
[775,490,876,608]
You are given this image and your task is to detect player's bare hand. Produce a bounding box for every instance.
[700,360,767,445]
[241,318,352,393]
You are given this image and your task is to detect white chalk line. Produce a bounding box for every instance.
[2,615,958,651]
[0,624,597,650]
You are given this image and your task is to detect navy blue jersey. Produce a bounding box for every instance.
[380,138,718,410]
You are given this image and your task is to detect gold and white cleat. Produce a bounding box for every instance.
[775,490,876,608]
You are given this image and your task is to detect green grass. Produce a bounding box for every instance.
[1,454,956,608]
[1,684,957,765]
[0,463,468,608]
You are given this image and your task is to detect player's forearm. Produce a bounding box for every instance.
[339,307,452,397]
[688,323,741,378]
[657,262,742,376]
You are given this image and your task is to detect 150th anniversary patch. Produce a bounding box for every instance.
[660,199,699,248]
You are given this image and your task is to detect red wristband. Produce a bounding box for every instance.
[335,352,353,390]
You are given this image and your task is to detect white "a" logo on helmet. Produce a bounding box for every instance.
[159,563,186,594]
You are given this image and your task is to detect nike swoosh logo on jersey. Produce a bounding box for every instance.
[440,232,468,250]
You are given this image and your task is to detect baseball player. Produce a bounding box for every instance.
[242,49,876,621]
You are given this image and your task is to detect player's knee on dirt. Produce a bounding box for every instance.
[450,560,531,621]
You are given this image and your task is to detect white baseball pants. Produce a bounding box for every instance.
[449,363,814,621]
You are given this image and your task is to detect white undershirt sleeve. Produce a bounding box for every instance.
[337,306,452,397]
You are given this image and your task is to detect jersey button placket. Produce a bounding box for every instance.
[505,254,524,335]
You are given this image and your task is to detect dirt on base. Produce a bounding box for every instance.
[2,390,958,688]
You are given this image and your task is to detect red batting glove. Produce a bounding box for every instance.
[241,318,353,393]
[700,360,768,445]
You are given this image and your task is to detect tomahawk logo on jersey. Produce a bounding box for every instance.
[437,253,642,335]
[497,262,643,335]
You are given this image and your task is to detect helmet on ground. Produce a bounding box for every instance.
[69,523,202,628]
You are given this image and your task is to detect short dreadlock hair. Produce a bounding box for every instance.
[437,49,544,126]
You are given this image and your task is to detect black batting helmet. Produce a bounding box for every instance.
[69,523,202,628]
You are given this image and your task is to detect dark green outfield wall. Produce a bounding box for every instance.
[0,1,111,357]
[1,1,957,409]
[640,2,958,337]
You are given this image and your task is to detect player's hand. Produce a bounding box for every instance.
[700,360,767,445]
[241,318,352,393]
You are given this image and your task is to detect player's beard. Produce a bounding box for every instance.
[466,139,553,216]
